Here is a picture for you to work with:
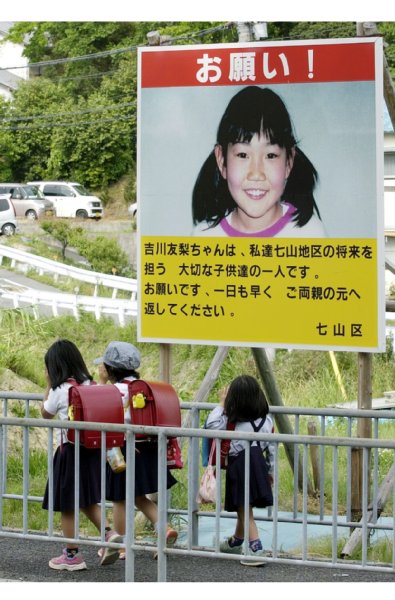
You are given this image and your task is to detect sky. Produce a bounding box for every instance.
[2,1,394,23]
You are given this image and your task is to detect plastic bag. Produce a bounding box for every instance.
[196,464,216,504]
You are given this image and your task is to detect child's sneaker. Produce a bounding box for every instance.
[240,547,265,567]
[99,530,124,566]
[219,537,243,554]
[153,526,178,559]
[166,527,178,546]
[49,549,87,571]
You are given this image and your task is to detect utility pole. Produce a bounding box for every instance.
[236,22,268,43]
[146,30,172,383]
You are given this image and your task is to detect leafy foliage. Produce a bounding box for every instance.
[1,21,394,189]
[40,219,130,274]
[41,220,84,259]
[76,234,130,275]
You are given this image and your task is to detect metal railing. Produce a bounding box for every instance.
[1,392,395,581]
[0,287,137,325]
[0,244,137,297]
[0,244,137,325]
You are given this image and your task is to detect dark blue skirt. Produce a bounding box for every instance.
[224,445,273,512]
[106,441,177,501]
[42,442,102,512]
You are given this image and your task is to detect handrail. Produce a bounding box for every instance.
[3,392,395,421]
[2,394,395,579]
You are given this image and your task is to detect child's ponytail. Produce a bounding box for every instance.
[192,150,235,228]
[283,147,321,227]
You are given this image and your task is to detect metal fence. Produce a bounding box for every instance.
[1,391,395,581]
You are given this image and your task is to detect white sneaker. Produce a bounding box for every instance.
[240,548,265,567]
[219,537,243,554]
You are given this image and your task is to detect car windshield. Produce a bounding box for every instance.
[24,185,44,198]
[71,184,90,196]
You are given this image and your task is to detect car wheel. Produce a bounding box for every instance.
[26,209,38,220]
[1,223,16,236]
[76,210,88,219]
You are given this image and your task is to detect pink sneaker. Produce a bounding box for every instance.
[99,530,123,566]
[153,527,178,560]
[49,549,87,571]
[166,527,178,546]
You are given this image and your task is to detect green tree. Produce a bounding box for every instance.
[41,221,84,259]
[76,235,130,275]
[1,21,394,188]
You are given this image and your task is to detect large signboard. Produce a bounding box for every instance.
[137,38,384,351]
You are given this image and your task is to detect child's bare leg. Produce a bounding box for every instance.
[111,500,126,536]
[236,506,259,541]
[61,510,78,549]
[135,494,177,552]
[81,503,103,532]
[135,494,158,526]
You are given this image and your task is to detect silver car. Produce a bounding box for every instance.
[0,194,17,235]
[0,184,54,220]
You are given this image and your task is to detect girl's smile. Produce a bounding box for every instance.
[215,133,294,233]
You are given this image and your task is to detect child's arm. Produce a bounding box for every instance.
[41,371,55,419]
[205,404,227,430]
[263,415,275,479]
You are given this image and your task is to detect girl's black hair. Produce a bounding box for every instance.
[104,363,140,383]
[224,374,269,424]
[45,339,93,390]
[192,86,320,229]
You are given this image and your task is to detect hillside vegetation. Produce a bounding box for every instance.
[1,309,395,411]
[1,21,394,195]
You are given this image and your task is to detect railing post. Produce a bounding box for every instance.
[308,420,320,494]
[352,352,372,523]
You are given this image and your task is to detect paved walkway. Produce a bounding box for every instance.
[1,536,395,583]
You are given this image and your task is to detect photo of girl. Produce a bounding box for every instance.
[192,86,326,238]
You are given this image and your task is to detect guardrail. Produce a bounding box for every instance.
[1,393,395,581]
[0,244,137,298]
[0,244,137,325]
[0,287,137,325]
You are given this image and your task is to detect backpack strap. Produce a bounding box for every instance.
[250,417,265,433]
[67,377,96,386]
[250,417,266,447]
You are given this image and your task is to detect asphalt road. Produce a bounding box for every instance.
[1,537,395,583]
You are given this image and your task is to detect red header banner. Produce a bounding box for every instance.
[141,42,376,88]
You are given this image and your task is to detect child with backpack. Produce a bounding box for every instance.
[41,339,122,571]
[95,341,178,559]
[205,374,274,566]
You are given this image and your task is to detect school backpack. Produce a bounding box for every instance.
[202,418,274,469]
[202,421,236,469]
[123,379,183,469]
[67,378,125,449]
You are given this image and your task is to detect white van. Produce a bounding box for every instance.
[27,181,103,219]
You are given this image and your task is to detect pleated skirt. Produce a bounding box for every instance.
[106,441,177,501]
[224,445,273,512]
[42,442,102,512]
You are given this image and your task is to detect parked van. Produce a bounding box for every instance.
[27,181,103,219]
[0,183,54,220]
[0,194,18,236]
